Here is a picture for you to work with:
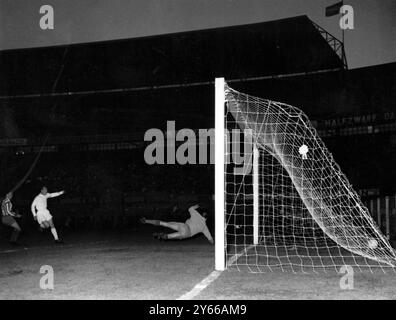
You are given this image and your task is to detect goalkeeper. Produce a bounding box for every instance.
[140,204,214,244]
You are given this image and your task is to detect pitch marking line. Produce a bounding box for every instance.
[0,240,114,255]
[177,245,254,300]
[0,248,28,254]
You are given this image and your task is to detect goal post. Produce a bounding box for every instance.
[215,77,260,270]
[215,77,396,272]
[215,77,226,271]
[253,145,259,245]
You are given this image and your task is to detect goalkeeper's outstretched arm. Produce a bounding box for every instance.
[203,226,214,244]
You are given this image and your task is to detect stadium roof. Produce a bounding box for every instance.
[0,15,345,97]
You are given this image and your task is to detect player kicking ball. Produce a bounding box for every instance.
[1,192,23,246]
[31,187,65,244]
[140,204,214,244]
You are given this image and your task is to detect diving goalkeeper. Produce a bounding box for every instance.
[140,204,214,244]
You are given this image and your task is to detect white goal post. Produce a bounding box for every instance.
[214,77,396,272]
[215,78,261,271]
[215,77,226,271]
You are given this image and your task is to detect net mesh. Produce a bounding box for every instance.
[224,83,396,272]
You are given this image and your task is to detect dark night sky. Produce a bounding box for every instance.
[0,0,395,69]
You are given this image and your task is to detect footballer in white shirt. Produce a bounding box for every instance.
[31,186,65,244]
[140,204,214,244]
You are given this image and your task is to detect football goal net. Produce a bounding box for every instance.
[214,78,396,272]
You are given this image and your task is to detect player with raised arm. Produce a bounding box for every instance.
[31,187,65,244]
[1,192,22,245]
[140,204,214,244]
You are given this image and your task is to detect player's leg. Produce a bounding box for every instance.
[141,218,191,240]
[47,219,63,243]
[140,218,162,226]
[37,210,62,243]
[9,222,21,244]
[140,218,180,231]
[37,210,51,229]
[151,222,188,239]
[2,216,21,244]
[157,223,191,240]
[40,221,51,229]
[162,232,185,240]
[142,218,159,226]
[159,221,185,231]
[152,222,181,239]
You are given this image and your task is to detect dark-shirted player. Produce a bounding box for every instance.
[1,192,22,245]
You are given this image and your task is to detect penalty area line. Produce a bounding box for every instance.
[177,244,255,300]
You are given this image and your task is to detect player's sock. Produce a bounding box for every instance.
[150,220,161,226]
[50,228,59,240]
[159,233,169,240]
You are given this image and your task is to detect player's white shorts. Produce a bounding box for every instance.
[163,222,191,238]
[171,222,191,238]
[36,209,53,224]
